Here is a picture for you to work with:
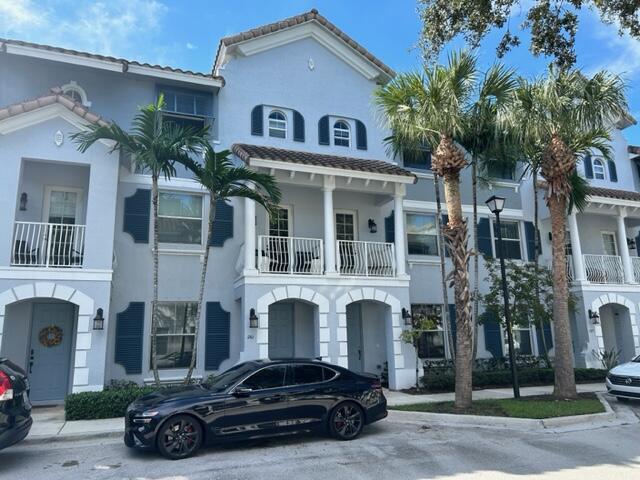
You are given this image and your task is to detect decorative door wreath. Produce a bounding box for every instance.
[39,325,63,347]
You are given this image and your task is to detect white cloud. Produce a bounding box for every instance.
[186,42,197,50]
[587,13,640,78]
[0,0,43,28]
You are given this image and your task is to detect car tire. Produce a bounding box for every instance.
[329,401,364,441]
[156,414,203,460]
[616,396,629,403]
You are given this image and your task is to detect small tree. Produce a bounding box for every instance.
[400,309,440,389]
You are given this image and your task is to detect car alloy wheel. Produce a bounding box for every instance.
[157,415,202,459]
[330,402,363,440]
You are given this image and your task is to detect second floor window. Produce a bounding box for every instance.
[268,111,287,138]
[158,192,202,244]
[403,147,432,170]
[406,213,438,255]
[593,158,606,180]
[493,221,521,260]
[333,120,350,147]
[487,162,516,181]
[159,87,211,130]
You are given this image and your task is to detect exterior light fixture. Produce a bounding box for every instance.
[93,308,105,330]
[368,219,378,234]
[627,237,637,250]
[588,309,600,324]
[249,308,259,328]
[19,193,28,211]
[485,195,505,215]
[402,307,412,325]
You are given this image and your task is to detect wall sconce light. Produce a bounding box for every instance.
[19,193,28,211]
[249,308,259,328]
[627,237,637,250]
[402,307,412,325]
[93,308,105,330]
[588,309,600,325]
[368,219,378,234]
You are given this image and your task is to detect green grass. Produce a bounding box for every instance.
[390,393,605,419]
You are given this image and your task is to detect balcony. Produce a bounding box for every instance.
[11,221,86,268]
[583,254,624,284]
[337,240,396,277]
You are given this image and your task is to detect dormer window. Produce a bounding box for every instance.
[268,110,287,138]
[333,120,350,147]
[593,158,606,180]
[61,81,91,107]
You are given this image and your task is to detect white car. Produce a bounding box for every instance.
[606,355,640,401]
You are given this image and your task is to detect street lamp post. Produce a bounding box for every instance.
[485,195,520,399]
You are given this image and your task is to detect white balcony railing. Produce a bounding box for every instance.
[337,240,396,277]
[566,254,574,282]
[583,254,624,284]
[632,257,640,284]
[257,235,323,274]
[12,221,86,268]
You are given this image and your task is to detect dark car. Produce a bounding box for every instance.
[125,359,387,459]
[0,358,32,450]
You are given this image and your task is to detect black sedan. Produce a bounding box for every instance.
[125,359,387,459]
[0,358,32,450]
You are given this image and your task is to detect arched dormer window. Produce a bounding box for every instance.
[268,110,287,138]
[592,158,606,180]
[61,81,91,107]
[333,120,350,147]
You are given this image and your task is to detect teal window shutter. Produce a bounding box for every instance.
[210,199,233,247]
[123,189,150,243]
[483,310,503,358]
[584,154,593,178]
[355,119,367,150]
[608,160,618,182]
[318,115,330,145]
[251,105,263,136]
[205,302,230,370]
[448,304,456,346]
[115,302,145,374]
[293,110,305,142]
[536,322,554,353]
[524,221,537,262]
[477,218,493,257]
[385,210,395,243]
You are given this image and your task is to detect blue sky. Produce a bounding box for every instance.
[2,0,639,144]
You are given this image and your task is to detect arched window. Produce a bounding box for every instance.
[61,81,91,107]
[268,110,287,138]
[333,120,350,147]
[593,158,606,180]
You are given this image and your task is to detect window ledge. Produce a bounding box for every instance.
[157,247,205,256]
[411,170,434,179]
[143,374,203,385]
[408,256,442,266]
[487,180,520,192]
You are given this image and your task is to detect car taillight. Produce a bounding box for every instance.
[0,371,13,401]
[371,379,382,391]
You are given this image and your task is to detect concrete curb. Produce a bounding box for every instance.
[24,429,123,445]
[389,393,637,432]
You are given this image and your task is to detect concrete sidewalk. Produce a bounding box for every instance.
[24,383,607,443]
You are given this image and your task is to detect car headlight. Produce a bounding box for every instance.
[141,410,159,417]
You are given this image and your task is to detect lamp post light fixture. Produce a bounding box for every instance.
[402,307,412,326]
[249,308,259,328]
[588,309,600,324]
[93,308,105,330]
[485,195,520,399]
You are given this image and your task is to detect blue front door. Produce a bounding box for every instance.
[29,303,75,403]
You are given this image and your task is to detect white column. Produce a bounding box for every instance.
[617,208,635,284]
[567,212,586,282]
[323,175,337,274]
[243,196,257,274]
[394,184,407,277]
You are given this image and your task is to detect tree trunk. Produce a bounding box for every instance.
[533,172,548,356]
[151,175,161,386]
[185,196,216,384]
[442,172,473,409]
[434,174,453,359]
[547,194,578,399]
[471,157,479,360]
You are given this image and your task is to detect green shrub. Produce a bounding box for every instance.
[65,385,157,420]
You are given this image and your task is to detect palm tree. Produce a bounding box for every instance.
[375,52,515,409]
[72,97,209,386]
[184,145,281,383]
[511,69,628,399]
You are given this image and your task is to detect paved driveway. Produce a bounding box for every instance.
[3,404,640,480]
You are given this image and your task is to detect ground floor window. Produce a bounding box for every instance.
[153,301,197,369]
[411,304,445,359]
[504,327,532,356]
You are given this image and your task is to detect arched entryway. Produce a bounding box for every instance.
[0,282,95,403]
[591,293,640,364]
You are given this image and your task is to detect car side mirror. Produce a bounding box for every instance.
[233,386,252,397]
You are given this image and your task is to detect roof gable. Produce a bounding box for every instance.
[214,9,394,83]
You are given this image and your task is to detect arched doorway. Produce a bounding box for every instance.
[598,303,636,362]
[268,299,317,359]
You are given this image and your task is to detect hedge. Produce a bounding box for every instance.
[65,385,157,420]
[420,368,607,392]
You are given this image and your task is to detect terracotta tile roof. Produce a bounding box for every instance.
[587,186,640,202]
[0,38,224,83]
[232,143,416,180]
[0,87,109,126]
[628,145,640,155]
[214,9,394,79]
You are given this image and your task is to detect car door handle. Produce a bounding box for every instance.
[261,394,285,404]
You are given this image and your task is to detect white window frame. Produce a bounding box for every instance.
[267,205,293,237]
[157,191,204,245]
[268,110,287,139]
[601,231,618,256]
[592,158,606,180]
[333,120,351,147]
[335,209,358,241]
[43,186,84,224]
[489,219,524,261]
[61,81,91,107]
[405,212,439,257]
[152,301,198,370]
[502,324,534,356]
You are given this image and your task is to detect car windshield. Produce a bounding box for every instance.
[205,362,255,393]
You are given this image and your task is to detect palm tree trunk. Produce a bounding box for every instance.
[185,196,216,384]
[434,174,453,360]
[547,194,578,399]
[533,172,548,356]
[471,158,479,360]
[151,175,161,386]
[442,172,473,409]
